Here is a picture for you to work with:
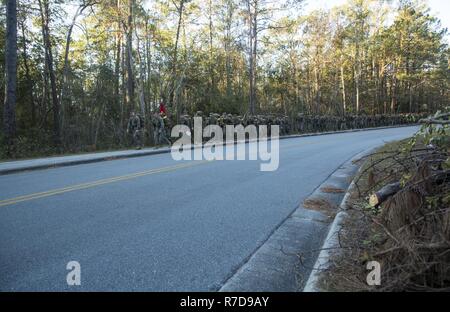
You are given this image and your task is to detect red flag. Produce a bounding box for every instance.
[159,102,167,115]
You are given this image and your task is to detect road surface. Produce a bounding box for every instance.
[0,127,418,291]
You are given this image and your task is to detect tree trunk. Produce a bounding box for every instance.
[145,18,152,109]
[247,0,257,115]
[60,3,91,131]
[340,61,346,115]
[208,0,214,108]
[134,20,146,118]
[225,0,233,99]
[38,0,61,146]
[314,63,320,114]
[391,68,397,114]
[125,0,135,110]
[3,0,17,151]
[355,66,360,114]
[20,19,35,126]
[252,9,258,113]
[115,7,122,110]
[369,182,401,207]
[171,0,185,120]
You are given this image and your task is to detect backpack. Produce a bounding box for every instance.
[138,115,145,128]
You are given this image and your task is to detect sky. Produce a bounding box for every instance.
[68,1,449,32]
[305,0,450,33]
[428,0,450,31]
[67,0,449,43]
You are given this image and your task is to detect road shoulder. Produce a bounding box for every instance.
[219,150,368,291]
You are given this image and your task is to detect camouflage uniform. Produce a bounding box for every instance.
[151,114,160,145]
[152,114,171,146]
[159,115,171,146]
[127,113,144,149]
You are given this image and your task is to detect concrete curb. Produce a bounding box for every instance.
[302,189,354,292]
[302,149,374,292]
[0,148,172,175]
[0,124,415,176]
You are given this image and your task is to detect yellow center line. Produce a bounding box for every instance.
[1,141,329,207]
[0,160,212,207]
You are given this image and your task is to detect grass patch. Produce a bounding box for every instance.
[320,186,346,194]
[303,198,337,217]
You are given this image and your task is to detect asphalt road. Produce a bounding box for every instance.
[0,126,419,291]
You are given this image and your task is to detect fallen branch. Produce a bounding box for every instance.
[369,182,401,207]
[419,113,450,125]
